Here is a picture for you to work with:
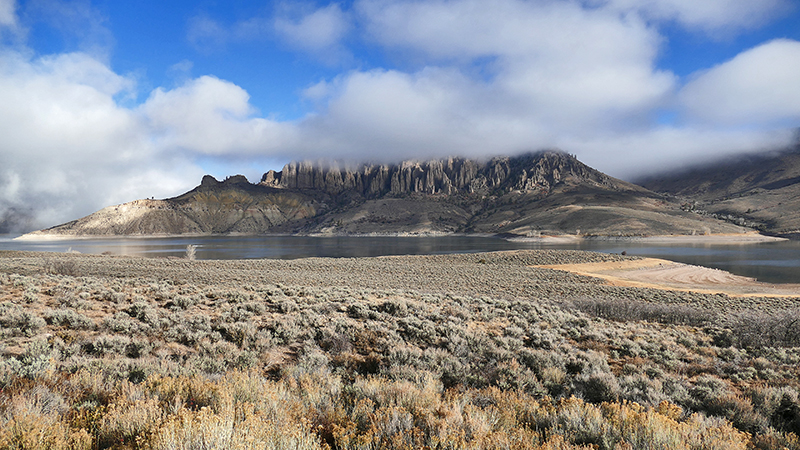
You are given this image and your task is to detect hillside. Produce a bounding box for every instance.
[23,151,749,238]
[638,145,800,238]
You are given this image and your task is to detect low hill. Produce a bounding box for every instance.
[22,151,749,238]
[638,145,800,238]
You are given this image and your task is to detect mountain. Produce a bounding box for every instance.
[637,145,800,238]
[22,151,749,238]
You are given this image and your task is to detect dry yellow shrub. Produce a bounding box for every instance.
[144,406,322,450]
[99,398,163,447]
[684,413,750,450]
[535,435,594,450]
[656,401,683,421]
[145,374,223,413]
[0,412,91,450]
[0,371,765,450]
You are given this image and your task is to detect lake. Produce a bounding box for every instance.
[2,234,800,284]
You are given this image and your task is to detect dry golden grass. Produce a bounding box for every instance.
[0,370,762,450]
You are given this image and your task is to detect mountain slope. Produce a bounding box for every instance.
[24,175,328,236]
[23,151,749,238]
[638,145,800,237]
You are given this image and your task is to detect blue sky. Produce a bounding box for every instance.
[1,0,800,228]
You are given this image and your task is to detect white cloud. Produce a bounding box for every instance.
[593,0,791,33]
[357,0,663,65]
[298,68,497,159]
[186,14,228,52]
[0,0,17,28]
[141,75,297,156]
[295,61,796,177]
[276,0,678,160]
[355,0,675,134]
[0,51,136,161]
[274,3,351,53]
[264,0,798,170]
[679,39,800,127]
[0,49,203,229]
[0,0,23,43]
[186,14,273,52]
[186,3,351,63]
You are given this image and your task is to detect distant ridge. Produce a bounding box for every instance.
[22,150,749,238]
[638,145,800,238]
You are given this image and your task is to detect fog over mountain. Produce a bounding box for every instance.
[25,151,749,238]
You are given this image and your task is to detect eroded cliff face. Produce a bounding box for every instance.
[260,151,620,197]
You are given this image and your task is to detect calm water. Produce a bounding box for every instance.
[2,234,800,284]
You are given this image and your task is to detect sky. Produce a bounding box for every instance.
[1,0,800,230]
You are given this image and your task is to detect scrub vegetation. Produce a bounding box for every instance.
[0,250,799,449]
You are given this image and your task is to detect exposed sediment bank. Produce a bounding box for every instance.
[508,232,786,244]
[536,257,800,297]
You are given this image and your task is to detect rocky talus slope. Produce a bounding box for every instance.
[24,151,749,237]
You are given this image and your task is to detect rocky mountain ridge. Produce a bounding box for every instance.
[260,152,617,197]
[22,151,749,238]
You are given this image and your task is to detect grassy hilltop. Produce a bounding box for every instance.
[0,250,799,449]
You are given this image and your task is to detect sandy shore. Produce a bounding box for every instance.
[509,232,786,244]
[537,258,800,297]
[599,233,787,244]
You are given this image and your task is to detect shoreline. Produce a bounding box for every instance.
[508,232,787,244]
[13,230,788,244]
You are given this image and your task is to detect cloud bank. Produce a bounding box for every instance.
[680,39,800,127]
[0,50,199,228]
[0,0,798,230]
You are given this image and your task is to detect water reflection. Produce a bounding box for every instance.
[2,234,800,284]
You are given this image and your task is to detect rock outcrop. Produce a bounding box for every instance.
[23,150,752,238]
[260,151,615,197]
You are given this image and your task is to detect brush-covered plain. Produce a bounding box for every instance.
[0,250,799,449]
